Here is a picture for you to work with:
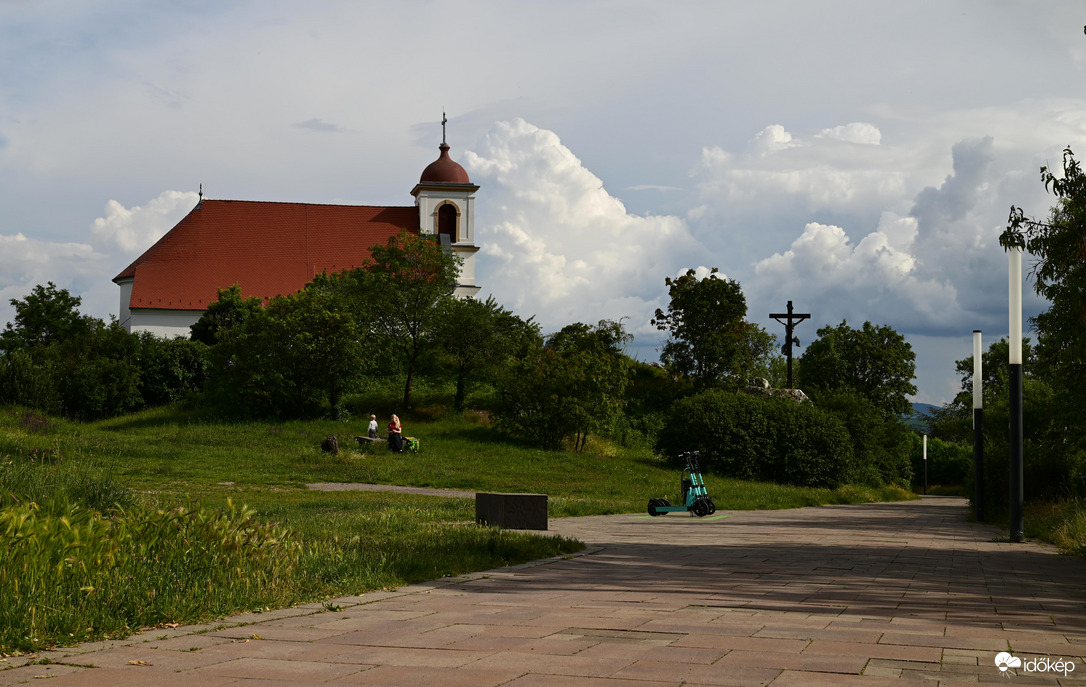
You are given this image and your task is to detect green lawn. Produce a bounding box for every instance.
[0,403,914,653]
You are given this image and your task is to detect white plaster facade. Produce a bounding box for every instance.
[117,277,202,337]
[412,180,482,299]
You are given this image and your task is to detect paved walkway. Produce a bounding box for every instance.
[4,497,1084,686]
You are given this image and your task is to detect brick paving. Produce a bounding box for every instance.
[3,496,1084,685]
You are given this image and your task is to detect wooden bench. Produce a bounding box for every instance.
[475,492,548,530]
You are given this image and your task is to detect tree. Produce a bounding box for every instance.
[545,320,632,451]
[652,269,774,386]
[496,320,631,451]
[189,283,264,345]
[433,296,541,412]
[341,230,460,409]
[204,279,360,418]
[1,282,89,353]
[1001,146,1086,460]
[797,320,916,417]
[135,333,208,407]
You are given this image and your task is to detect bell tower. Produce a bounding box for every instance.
[411,113,481,298]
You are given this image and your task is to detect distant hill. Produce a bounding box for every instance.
[912,402,939,417]
[902,402,941,433]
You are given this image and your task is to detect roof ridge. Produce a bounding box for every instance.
[202,198,415,210]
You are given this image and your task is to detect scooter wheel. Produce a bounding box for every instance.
[706,499,716,515]
[692,500,709,517]
[647,499,662,516]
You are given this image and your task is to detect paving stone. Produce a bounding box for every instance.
[10,497,1084,686]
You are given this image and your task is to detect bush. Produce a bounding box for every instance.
[656,389,855,488]
[910,434,971,488]
[814,390,914,487]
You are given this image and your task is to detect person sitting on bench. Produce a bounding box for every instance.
[387,414,404,452]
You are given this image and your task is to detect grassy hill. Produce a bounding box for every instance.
[0,402,913,653]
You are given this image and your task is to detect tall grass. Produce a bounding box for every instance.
[0,498,300,652]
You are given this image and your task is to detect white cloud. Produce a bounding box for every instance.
[466,119,700,336]
[0,190,197,329]
[816,122,882,145]
[90,191,198,254]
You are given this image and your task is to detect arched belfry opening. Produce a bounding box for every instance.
[437,202,459,242]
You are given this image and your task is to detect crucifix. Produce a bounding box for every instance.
[770,300,811,389]
[441,110,448,145]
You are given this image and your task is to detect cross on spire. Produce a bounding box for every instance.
[441,111,447,145]
[770,300,811,389]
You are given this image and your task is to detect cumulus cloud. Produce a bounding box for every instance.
[696,122,909,217]
[465,119,700,335]
[90,190,198,254]
[0,191,197,329]
[0,232,112,329]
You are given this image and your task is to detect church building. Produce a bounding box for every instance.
[114,130,480,337]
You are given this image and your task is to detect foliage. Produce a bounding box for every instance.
[135,333,209,406]
[797,319,917,417]
[812,389,913,487]
[189,283,264,346]
[204,280,361,418]
[345,230,461,409]
[0,282,89,353]
[496,320,631,451]
[909,434,971,489]
[432,296,541,412]
[0,498,302,652]
[652,268,775,387]
[656,389,855,488]
[1002,146,1086,465]
[45,318,144,421]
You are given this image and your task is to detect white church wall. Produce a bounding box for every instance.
[128,309,203,339]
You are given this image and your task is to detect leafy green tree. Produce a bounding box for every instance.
[135,333,208,407]
[652,269,774,386]
[497,320,631,451]
[341,230,460,408]
[433,296,541,412]
[48,318,143,420]
[189,283,264,345]
[545,320,632,451]
[205,280,360,418]
[815,389,913,487]
[1,282,89,353]
[1002,145,1086,464]
[797,320,916,417]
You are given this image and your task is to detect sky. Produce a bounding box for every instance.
[1,0,1083,405]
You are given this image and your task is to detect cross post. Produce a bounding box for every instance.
[769,300,811,389]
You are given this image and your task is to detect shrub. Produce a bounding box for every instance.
[814,389,914,487]
[910,434,971,488]
[656,389,854,488]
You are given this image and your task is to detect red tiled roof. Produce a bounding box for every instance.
[114,199,420,311]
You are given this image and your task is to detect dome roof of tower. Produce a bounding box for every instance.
[420,143,471,184]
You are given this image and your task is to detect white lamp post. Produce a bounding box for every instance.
[922,434,928,496]
[1008,248,1024,542]
[973,330,984,521]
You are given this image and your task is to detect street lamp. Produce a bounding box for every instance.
[973,330,984,522]
[1008,248,1024,542]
